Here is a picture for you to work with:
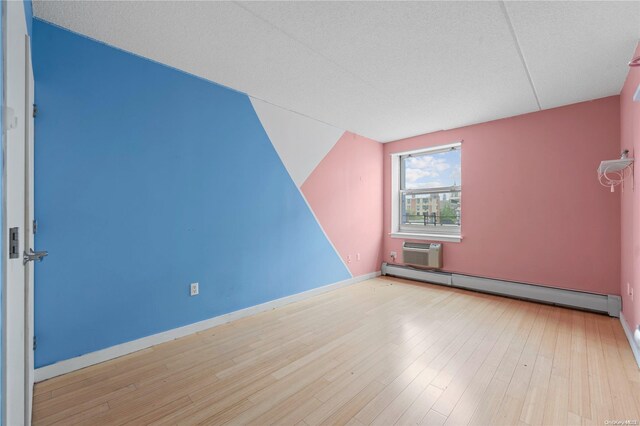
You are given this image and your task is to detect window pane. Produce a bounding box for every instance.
[401,191,461,227]
[402,149,461,190]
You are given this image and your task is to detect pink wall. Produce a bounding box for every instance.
[302,132,384,277]
[384,97,621,295]
[620,43,640,331]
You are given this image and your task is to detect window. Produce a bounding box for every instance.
[391,142,461,242]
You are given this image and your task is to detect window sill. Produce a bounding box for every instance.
[390,232,462,243]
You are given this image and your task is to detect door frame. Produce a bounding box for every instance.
[23,32,34,426]
[1,0,5,419]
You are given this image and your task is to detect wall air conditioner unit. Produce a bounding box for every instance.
[402,242,442,269]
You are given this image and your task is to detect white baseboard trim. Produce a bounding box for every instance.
[382,263,452,285]
[34,271,381,383]
[381,263,621,317]
[451,273,621,317]
[620,312,640,369]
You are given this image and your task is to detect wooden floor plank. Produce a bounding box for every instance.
[32,277,640,425]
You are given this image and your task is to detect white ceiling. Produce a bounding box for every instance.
[33,1,640,142]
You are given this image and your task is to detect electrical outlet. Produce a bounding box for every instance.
[390,251,397,259]
[190,282,199,296]
[356,253,361,261]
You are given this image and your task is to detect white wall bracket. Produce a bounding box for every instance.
[598,154,634,193]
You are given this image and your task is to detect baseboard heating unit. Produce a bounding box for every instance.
[381,263,621,317]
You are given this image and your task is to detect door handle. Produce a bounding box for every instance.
[23,248,48,265]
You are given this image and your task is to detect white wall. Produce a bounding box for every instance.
[250,98,343,187]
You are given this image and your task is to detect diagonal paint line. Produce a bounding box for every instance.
[500,1,542,110]
[249,101,353,277]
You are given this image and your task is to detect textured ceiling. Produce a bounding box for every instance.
[33,1,640,142]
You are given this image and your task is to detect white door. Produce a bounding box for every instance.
[4,14,27,426]
[4,1,37,422]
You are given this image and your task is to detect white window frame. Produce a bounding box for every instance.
[390,141,462,243]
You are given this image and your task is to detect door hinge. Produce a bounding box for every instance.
[33,336,37,351]
[32,104,37,118]
[33,220,37,235]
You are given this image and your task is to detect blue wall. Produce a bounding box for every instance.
[32,20,350,368]
[23,0,32,36]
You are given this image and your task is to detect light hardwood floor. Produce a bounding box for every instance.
[33,277,640,425]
